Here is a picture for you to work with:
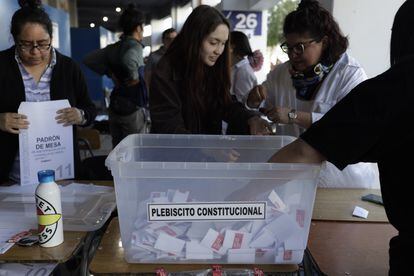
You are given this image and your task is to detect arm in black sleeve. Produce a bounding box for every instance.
[300,72,400,170]
[224,99,257,135]
[82,48,109,76]
[149,61,190,134]
[73,62,97,126]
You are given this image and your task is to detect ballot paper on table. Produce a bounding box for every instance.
[18,100,74,186]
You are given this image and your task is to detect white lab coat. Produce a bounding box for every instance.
[264,53,380,188]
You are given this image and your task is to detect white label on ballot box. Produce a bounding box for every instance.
[148,202,266,222]
[18,100,74,186]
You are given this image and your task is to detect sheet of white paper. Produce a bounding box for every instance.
[353,206,369,219]
[200,228,227,255]
[153,232,185,256]
[186,222,212,240]
[249,228,275,248]
[172,190,189,203]
[186,240,214,260]
[18,100,74,186]
[223,230,252,249]
[268,190,287,211]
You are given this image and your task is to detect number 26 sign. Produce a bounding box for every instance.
[223,11,262,36]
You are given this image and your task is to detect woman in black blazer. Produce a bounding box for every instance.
[0,0,96,183]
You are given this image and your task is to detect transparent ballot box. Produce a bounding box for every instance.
[106,134,320,264]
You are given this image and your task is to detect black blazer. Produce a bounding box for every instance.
[149,55,255,134]
[0,47,97,182]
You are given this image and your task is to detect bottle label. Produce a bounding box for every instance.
[36,195,62,245]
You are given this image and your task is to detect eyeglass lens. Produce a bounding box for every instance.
[19,43,51,51]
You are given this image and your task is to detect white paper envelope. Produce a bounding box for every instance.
[200,228,227,255]
[186,222,212,240]
[18,100,73,185]
[154,232,185,255]
[223,230,252,249]
[186,240,214,260]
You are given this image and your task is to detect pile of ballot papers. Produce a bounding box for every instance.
[127,189,308,264]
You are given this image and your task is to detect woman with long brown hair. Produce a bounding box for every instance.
[149,5,268,135]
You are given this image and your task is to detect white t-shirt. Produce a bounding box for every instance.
[263,53,380,188]
[231,58,258,104]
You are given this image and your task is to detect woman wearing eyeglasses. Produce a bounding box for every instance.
[247,0,379,188]
[0,0,96,183]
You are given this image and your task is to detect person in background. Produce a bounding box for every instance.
[270,2,414,273]
[83,4,147,147]
[149,5,270,135]
[247,0,379,188]
[0,0,96,183]
[229,31,263,105]
[144,28,177,91]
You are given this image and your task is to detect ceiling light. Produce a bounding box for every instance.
[90,23,95,28]
[103,16,108,22]
[115,7,121,13]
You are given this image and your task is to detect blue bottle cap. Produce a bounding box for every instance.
[37,170,55,183]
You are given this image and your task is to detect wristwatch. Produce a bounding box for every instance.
[288,109,298,123]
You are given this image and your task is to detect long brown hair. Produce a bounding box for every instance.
[165,5,231,116]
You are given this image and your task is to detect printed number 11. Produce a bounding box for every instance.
[55,163,72,178]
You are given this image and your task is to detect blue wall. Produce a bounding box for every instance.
[0,0,70,56]
[71,27,116,107]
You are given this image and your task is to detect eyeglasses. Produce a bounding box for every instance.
[18,43,51,52]
[280,39,317,55]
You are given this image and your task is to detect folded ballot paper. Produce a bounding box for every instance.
[129,188,308,264]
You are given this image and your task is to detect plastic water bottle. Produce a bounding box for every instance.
[35,170,64,247]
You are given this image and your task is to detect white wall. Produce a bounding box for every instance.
[150,17,170,51]
[174,2,193,31]
[332,0,405,78]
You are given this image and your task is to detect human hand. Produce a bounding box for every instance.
[247,116,272,135]
[260,106,290,124]
[55,107,83,126]
[0,113,29,134]
[246,85,267,109]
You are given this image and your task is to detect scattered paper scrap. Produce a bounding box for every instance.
[352,206,369,219]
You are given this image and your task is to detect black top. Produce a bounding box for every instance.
[149,55,255,134]
[0,47,97,182]
[301,57,414,234]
